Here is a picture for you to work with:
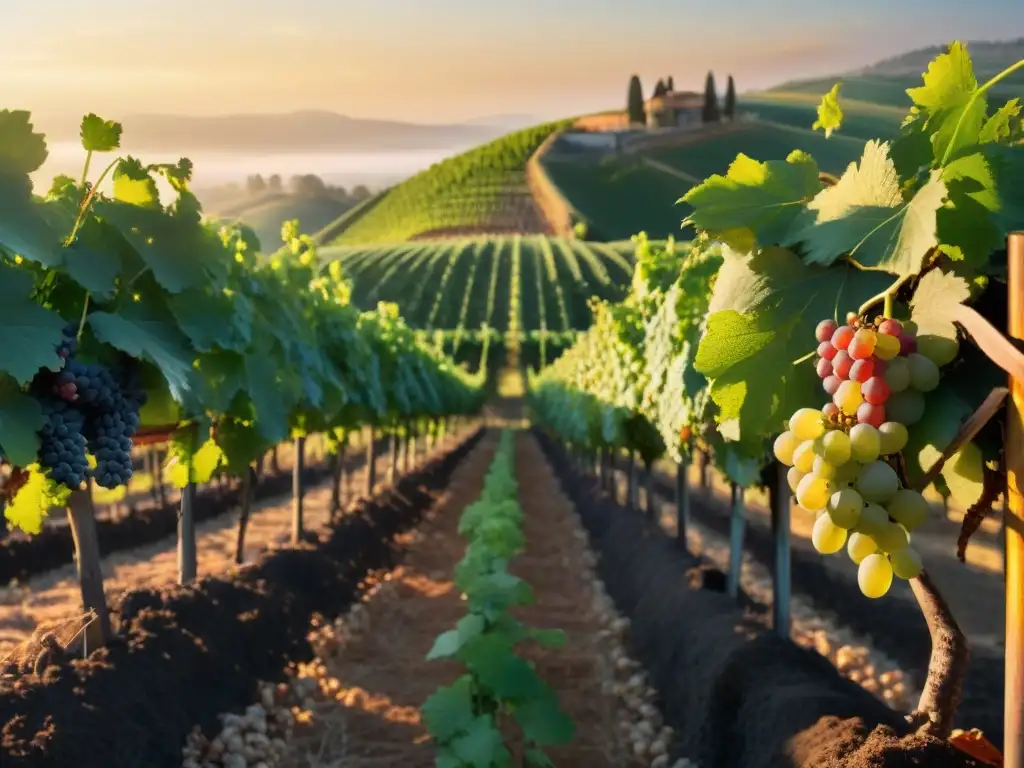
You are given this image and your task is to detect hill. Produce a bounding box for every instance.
[329,121,573,245]
[219,195,358,252]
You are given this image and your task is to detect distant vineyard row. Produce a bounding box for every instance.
[320,235,635,335]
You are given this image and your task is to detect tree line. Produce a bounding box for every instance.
[626,72,737,125]
[243,173,373,202]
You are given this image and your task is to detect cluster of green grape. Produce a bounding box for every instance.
[774,314,937,597]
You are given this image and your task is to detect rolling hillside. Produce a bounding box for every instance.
[321,234,634,334]
[330,121,573,245]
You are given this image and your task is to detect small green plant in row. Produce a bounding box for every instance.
[422,430,574,767]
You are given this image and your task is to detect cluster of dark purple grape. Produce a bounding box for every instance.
[32,324,147,490]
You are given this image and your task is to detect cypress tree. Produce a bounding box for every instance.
[666,75,675,92]
[653,78,667,98]
[724,75,737,119]
[627,75,646,125]
[702,71,720,122]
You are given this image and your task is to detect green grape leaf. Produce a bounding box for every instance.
[195,351,247,414]
[216,420,267,476]
[937,151,1005,268]
[421,676,478,742]
[680,150,820,252]
[112,157,160,207]
[785,141,946,276]
[4,466,69,535]
[524,748,556,768]
[87,307,196,404]
[910,269,969,351]
[942,440,985,507]
[244,351,290,443]
[527,628,567,649]
[980,98,1021,144]
[79,114,122,153]
[695,246,889,440]
[513,688,575,746]
[905,41,987,163]
[812,83,844,138]
[138,364,182,428]
[60,218,124,296]
[168,288,252,352]
[0,264,67,383]
[0,110,48,176]
[449,716,509,766]
[904,388,973,486]
[0,375,43,466]
[426,630,462,661]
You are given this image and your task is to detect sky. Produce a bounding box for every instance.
[1,0,1022,128]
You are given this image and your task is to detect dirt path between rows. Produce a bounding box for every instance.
[0,436,451,658]
[275,430,643,767]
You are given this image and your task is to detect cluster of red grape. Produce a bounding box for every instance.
[814,314,938,429]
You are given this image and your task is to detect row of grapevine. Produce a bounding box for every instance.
[321,235,635,335]
[332,121,574,244]
[529,43,1023,746]
[0,111,485,641]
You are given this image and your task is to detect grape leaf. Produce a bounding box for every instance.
[448,716,508,765]
[87,307,196,404]
[980,98,1021,144]
[513,687,575,745]
[695,246,889,440]
[910,269,969,345]
[79,114,122,153]
[680,150,820,252]
[905,41,987,163]
[244,351,290,443]
[0,375,42,465]
[937,151,1005,267]
[904,388,973,486]
[812,83,844,138]
[112,157,159,207]
[785,142,946,277]
[0,110,48,176]
[167,434,224,488]
[0,188,69,271]
[942,441,985,507]
[216,419,267,476]
[0,263,67,383]
[421,675,477,742]
[168,288,252,352]
[4,466,68,535]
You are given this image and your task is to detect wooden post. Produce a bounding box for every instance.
[699,449,709,493]
[1005,230,1024,768]
[388,429,399,483]
[328,451,341,517]
[627,452,637,508]
[155,448,167,508]
[644,461,655,519]
[727,482,746,599]
[769,460,791,637]
[291,436,305,544]
[403,422,412,474]
[676,455,690,551]
[366,427,377,496]
[178,482,197,584]
[66,488,112,647]
[235,466,254,564]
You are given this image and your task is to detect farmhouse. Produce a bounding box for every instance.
[645,90,703,129]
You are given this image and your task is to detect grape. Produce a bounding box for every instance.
[907,353,940,392]
[787,467,805,494]
[917,335,959,367]
[902,320,918,336]
[816,319,838,343]
[856,401,885,428]
[884,357,910,393]
[790,408,825,441]
[822,402,840,419]
[813,456,837,479]
[834,459,861,485]
[847,532,878,564]
[858,553,894,598]
[816,358,834,378]
[817,340,837,361]
[832,350,853,379]
[792,441,817,473]
[848,328,877,360]
[831,325,855,351]
[890,547,924,579]
[849,424,881,462]
[856,460,900,503]
[834,380,863,415]
[878,319,903,336]
[773,431,800,466]
[899,334,917,356]
[827,487,863,528]
[854,503,889,537]
[878,422,908,454]
[861,377,890,406]
[849,358,874,383]
[875,521,910,553]
[812,513,848,554]
[887,389,926,425]
[887,488,929,530]
[37,397,89,489]
[797,473,832,511]
[823,375,842,395]
[873,332,901,360]
[869,356,886,375]
[822,430,851,465]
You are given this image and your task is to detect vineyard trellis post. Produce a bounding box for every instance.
[235,466,255,564]
[291,435,305,545]
[155,447,167,508]
[178,482,197,584]
[676,447,690,551]
[698,449,709,494]
[727,482,746,600]
[388,428,399,483]
[769,460,791,637]
[366,427,377,496]
[1006,230,1024,768]
[66,487,111,647]
[627,451,637,508]
[644,460,655,519]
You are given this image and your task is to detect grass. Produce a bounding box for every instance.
[320,234,635,334]
[331,121,573,245]
[212,195,356,253]
[740,93,904,141]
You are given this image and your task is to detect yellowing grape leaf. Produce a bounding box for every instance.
[980,98,1021,144]
[4,466,68,535]
[694,246,890,440]
[0,375,42,466]
[785,141,946,277]
[681,150,820,252]
[812,83,844,138]
[910,269,969,343]
[942,440,985,508]
[905,41,987,163]
[112,157,160,208]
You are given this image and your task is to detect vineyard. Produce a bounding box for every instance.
[329,121,573,244]
[1,37,1024,768]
